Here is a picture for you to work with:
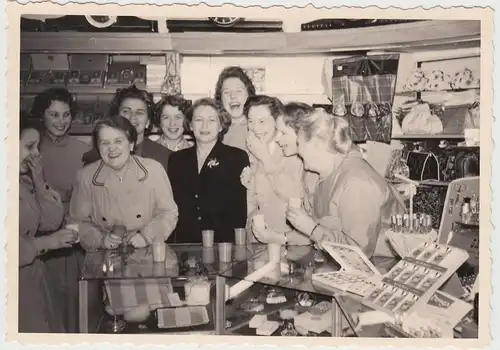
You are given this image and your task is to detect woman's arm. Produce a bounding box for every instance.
[259,155,304,203]
[68,170,105,252]
[34,181,65,232]
[141,162,179,243]
[231,152,250,229]
[311,177,384,257]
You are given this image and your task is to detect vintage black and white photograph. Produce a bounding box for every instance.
[5,2,493,347]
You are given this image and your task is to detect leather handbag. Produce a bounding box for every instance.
[405,151,440,182]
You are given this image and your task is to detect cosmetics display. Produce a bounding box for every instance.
[312,242,469,322]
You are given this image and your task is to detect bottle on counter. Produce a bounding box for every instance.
[470,194,479,224]
[461,197,471,224]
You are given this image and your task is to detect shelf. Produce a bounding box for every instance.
[389,179,450,187]
[21,83,161,95]
[20,20,480,55]
[392,134,465,140]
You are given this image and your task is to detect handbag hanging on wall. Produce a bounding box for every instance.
[331,54,400,143]
[405,150,441,182]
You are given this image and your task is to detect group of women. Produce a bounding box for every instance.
[18,65,406,333]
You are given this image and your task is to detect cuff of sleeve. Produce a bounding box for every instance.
[33,237,48,256]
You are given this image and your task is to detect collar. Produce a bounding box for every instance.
[42,131,70,147]
[92,155,148,187]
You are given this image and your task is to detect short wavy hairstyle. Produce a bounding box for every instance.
[30,87,78,120]
[214,66,256,106]
[298,109,353,155]
[243,95,285,121]
[19,111,43,138]
[282,102,314,134]
[153,94,192,131]
[92,115,138,151]
[109,85,155,134]
[185,98,231,141]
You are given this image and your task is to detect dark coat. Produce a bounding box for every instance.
[167,142,249,244]
[82,138,172,172]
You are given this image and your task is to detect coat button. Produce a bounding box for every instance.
[102,217,107,221]
[136,214,141,218]
[195,194,198,198]
[198,217,201,220]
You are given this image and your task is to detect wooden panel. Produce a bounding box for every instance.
[20,20,480,55]
[21,32,173,54]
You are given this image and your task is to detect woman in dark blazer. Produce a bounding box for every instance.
[82,85,172,171]
[168,98,249,243]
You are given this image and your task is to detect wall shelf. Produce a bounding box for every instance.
[20,20,480,55]
[392,134,465,140]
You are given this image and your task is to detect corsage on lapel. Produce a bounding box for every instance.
[207,158,220,169]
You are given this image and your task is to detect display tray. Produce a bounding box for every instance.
[224,281,345,337]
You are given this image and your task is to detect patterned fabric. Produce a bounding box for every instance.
[155,134,194,152]
[157,306,209,328]
[331,55,399,143]
[104,279,175,313]
[161,52,182,95]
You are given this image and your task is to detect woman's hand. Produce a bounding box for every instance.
[240,166,253,190]
[128,233,148,248]
[26,154,45,186]
[102,233,122,250]
[246,133,269,163]
[251,220,286,245]
[286,207,317,236]
[36,228,78,252]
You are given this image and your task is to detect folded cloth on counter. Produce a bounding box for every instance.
[157,306,209,329]
[104,278,174,314]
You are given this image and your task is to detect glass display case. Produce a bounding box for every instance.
[215,245,400,337]
[78,243,255,334]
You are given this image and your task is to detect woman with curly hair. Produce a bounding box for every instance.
[153,95,194,152]
[214,66,256,151]
[167,98,249,243]
[82,85,172,171]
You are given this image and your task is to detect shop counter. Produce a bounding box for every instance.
[78,243,258,334]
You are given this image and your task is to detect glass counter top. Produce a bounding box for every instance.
[80,243,258,280]
[219,244,399,297]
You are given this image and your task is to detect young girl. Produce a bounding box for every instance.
[154,95,194,152]
[214,66,256,151]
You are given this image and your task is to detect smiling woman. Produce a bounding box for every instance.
[30,87,91,333]
[167,98,250,244]
[69,115,178,252]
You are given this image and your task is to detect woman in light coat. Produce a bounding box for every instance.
[69,116,178,251]
[19,117,79,333]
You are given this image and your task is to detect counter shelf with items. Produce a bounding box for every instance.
[216,244,401,337]
[79,243,255,334]
[312,241,472,338]
[438,177,480,301]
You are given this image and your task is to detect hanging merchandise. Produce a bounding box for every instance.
[331,54,400,143]
[401,103,444,135]
[161,52,182,95]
